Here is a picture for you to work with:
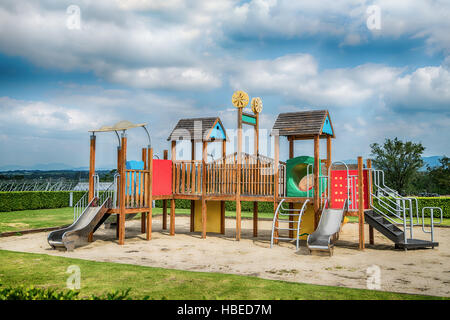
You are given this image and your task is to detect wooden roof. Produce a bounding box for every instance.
[167,117,227,141]
[271,110,335,139]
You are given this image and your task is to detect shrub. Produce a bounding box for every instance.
[0,191,85,212]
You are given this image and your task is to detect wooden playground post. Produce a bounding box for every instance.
[358,156,365,250]
[87,133,96,242]
[273,133,280,244]
[170,141,176,236]
[221,139,226,235]
[163,149,168,230]
[236,108,243,241]
[201,141,208,239]
[288,137,294,238]
[253,112,259,237]
[141,148,147,233]
[118,133,127,245]
[313,135,320,229]
[190,142,195,232]
[367,158,374,245]
[88,133,96,202]
[327,135,332,170]
[116,145,121,239]
[146,147,153,240]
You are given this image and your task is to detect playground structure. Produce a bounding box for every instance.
[48,92,443,254]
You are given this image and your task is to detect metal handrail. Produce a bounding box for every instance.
[73,190,89,221]
[421,207,443,243]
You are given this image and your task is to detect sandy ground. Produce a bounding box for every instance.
[1,216,449,297]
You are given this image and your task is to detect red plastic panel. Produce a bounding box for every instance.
[152,160,172,196]
[330,170,369,210]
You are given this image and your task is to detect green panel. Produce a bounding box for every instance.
[242,114,256,125]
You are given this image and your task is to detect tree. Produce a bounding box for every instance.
[370,138,424,194]
[427,156,450,195]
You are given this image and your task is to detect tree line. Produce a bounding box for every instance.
[370,138,449,196]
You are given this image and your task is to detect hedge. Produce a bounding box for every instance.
[0,191,85,212]
[1,192,448,218]
[371,197,449,219]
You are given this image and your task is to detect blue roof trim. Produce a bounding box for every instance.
[209,121,226,140]
[322,115,333,135]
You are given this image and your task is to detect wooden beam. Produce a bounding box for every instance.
[118,134,127,245]
[313,135,320,229]
[116,146,121,239]
[358,156,365,250]
[201,141,208,239]
[236,107,243,241]
[367,158,374,245]
[221,139,226,235]
[273,134,280,244]
[170,143,176,236]
[88,134,96,202]
[146,147,153,240]
[163,149,168,230]
[327,135,332,170]
[141,148,147,234]
[288,137,294,238]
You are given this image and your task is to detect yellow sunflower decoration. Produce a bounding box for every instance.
[251,97,263,114]
[232,90,249,108]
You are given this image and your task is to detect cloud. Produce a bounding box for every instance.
[109,66,222,90]
[229,53,405,108]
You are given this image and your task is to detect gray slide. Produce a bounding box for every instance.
[48,198,111,251]
[307,206,346,256]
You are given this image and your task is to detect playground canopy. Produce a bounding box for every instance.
[271,110,335,139]
[167,117,228,142]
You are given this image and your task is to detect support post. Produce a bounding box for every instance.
[273,134,280,244]
[313,135,320,229]
[116,145,121,239]
[201,141,208,239]
[326,135,332,170]
[141,148,147,233]
[190,141,195,232]
[288,137,294,238]
[163,149,168,230]
[88,134,96,202]
[253,112,259,237]
[221,139,226,235]
[146,147,153,240]
[88,134,95,243]
[236,108,243,241]
[118,133,127,245]
[170,142,176,236]
[358,156,365,250]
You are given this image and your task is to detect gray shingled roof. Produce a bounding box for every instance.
[167,117,227,141]
[271,110,334,138]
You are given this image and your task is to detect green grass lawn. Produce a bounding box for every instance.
[0,249,446,300]
[1,207,448,234]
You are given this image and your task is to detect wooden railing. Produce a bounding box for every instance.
[172,161,202,195]
[124,169,151,208]
[172,158,286,197]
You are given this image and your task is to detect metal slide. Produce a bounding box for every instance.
[48,197,111,251]
[306,200,347,256]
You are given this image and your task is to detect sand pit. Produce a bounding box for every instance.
[1,216,449,297]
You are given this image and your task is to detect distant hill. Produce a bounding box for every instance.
[339,156,444,171]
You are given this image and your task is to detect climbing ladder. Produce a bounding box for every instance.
[270,199,310,250]
[365,169,442,250]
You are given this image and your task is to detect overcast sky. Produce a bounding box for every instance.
[0,0,449,169]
